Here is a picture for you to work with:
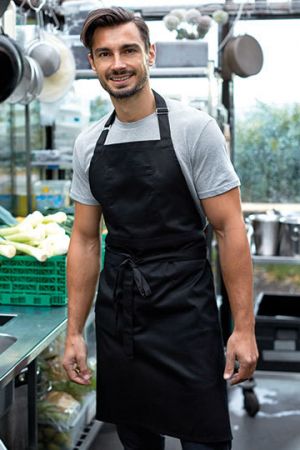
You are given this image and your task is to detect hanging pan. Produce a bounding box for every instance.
[26,0,61,77]
[7,55,43,105]
[0,0,10,18]
[0,30,24,103]
[222,34,263,81]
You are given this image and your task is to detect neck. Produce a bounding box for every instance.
[111,85,156,123]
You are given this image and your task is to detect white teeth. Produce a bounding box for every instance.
[111,75,130,81]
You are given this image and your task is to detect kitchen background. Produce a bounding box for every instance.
[0,1,300,449]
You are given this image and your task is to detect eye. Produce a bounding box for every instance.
[98,51,110,58]
[125,48,137,54]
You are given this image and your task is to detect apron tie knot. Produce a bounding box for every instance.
[113,256,152,358]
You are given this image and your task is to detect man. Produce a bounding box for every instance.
[63,7,258,450]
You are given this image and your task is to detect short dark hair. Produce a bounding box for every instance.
[80,7,150,53]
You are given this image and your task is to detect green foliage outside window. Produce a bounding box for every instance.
[235,102,300,203]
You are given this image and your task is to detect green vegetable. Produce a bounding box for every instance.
[0,244,16,258]
[1,239,48,262]
[0,210,70,260]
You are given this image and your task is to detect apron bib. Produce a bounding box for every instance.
[89,91,232,443]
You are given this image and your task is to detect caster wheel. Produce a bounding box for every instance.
[243,389,260,417]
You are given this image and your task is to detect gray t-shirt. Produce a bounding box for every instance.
[70,96,240,229]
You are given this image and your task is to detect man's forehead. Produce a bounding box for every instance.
[92,22,143,45]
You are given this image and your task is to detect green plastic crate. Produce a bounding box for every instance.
[0,255,67,306]
[101,231,107,269]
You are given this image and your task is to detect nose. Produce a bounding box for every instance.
[111,53,126,71]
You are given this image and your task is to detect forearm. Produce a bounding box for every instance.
[216,225,254,332]
[66,233,100,337]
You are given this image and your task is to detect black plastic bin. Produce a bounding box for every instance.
[255,292,300,372]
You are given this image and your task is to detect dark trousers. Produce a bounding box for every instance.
[116,423,232,450]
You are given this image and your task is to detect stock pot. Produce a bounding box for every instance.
[279,216,300,257]
[248,213,280,256]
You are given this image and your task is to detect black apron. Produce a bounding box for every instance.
[89,91,232,443]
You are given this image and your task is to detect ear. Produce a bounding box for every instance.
[147,43,156,67]
[88,53,96,71]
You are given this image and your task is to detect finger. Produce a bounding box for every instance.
[64,361,91,385]
[229,360,257,385]
[76,353,92,382]
[223,351,235,380]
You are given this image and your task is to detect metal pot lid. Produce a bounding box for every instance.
[249,213,280,222]
[280,216,300,225]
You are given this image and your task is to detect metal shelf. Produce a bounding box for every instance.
[31,161,73,170]
[252,255,300,265]
[76,66,209,80]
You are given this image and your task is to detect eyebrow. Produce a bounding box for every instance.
[94,43,141,53]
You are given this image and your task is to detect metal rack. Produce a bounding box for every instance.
[252,255,300,265]
[76,67,210,79]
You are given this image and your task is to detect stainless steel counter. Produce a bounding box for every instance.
[0,305,67,389]
[0,305,68,449]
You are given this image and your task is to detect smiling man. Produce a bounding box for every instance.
[63,7,258,450]
[89,27,152,99]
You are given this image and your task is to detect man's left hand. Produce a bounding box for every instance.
[224,330,259,385]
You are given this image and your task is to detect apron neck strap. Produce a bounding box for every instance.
[153,90,171,141]
[97,91,171,145]
[97,110,116,145]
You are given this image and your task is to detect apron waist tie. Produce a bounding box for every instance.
[113,257,152,359]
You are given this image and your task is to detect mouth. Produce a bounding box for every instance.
[109,73,133,85]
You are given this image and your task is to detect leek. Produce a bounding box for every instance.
[0,222,33,237]
[0,244,16,258]
[42,212,67,224]
[3,240,48,262]
[43,222,66,237]
[22,210,44,227]
[39,234,70,257]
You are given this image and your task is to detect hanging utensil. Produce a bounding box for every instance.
[0,28,24,103]
[38,32,76,103]
[0,0,10,18]
[26,0,61,77]
[7,55,43,105]
[222,34,264,81]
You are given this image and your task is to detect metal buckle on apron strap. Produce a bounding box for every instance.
[156,107,169,115]
[113,257,152,359]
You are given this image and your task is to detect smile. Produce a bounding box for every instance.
[110,74,132,82]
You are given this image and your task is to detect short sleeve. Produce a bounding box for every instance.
[70,139,100,205]
[192,119,240,199]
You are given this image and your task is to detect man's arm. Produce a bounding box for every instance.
[201,187,258,385]
[63,201,102,385]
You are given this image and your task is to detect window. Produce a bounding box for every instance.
[233,19,300,204]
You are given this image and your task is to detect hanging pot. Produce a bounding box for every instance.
[38,33,76,103]
[27,39,61,77]
[222,34,263,81]
[248,213,280,256]
[279,215,300,257]
[7,55,43,105]
[0,32,24,103]
[0,0,10,18]
[26,0,61,77]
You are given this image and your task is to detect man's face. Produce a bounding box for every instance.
[88,22,155,99]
